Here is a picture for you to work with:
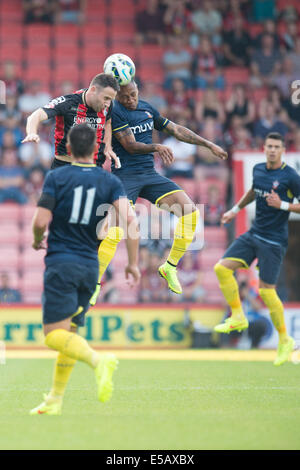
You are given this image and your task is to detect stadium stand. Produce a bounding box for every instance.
[0,0,299,304]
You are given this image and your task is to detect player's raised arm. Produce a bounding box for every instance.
[114,127,174,165]
[103,119,121,168]
[221,188,255,225]
[163,120,228,161]
[22,107,49,144]
[112,196,141,285]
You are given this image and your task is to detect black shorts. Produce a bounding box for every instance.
[42,262,98,326]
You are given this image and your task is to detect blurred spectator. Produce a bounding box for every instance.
[281,20,299,52]
[140,82,168,115]
[19,139,52,169]
[138,252,171,303]
[228,116,253,150]
[251,0,276,22]
[166,78,193,121]
[0,61,25,97]
[204,184,225,226]
[0,125,24,150]
[18,80,51,116]
[254,19,280,50]
[0,149,27,204]
[177,251,205,303]
[0,95,22,126]
[162,35,193,89]
[23,0,57,24]
[194,117,229,183]
[223,15,253,67]
[100,266,119,304]
[190,0,223,47]
[222,0,249,31]
[193,36,225,90]
[253,100,289,146]
[288,127,300,151]
[163,0,192,41]
[163,118,196,179]
[287,36,300,76]
[225,84,255,129]
[138,246,151,273]
[55,0,85,24]
[195,88,225,126]
[272,56,298,98]
[280,5,299,24]
[135,0,165,46]
[0,273,22,304]
[24,166,45,203]
[250,33,282,88]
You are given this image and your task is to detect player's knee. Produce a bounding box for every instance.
[214,262,231,281]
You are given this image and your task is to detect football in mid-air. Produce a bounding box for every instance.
[103,53,135,86]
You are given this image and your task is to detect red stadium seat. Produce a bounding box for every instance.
[204,226,227,248]
[21,204,37,223]
[0,25,23,42]
[24,24,52,44]
[0,203,21,222]
[199,248,225,268]
[0,247,20,271]
[107,46,138,62]
[223,67,249,87]
[20,269,44,291]
[53,66,80,86]
[80,23,108,42]
[0,223,21,247]
[136,45,166,65]
[19,247,45,270]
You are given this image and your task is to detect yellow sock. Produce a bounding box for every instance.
[49,353,76,399]
[45,329,99,368]
[259,288,288,343]
[214,263,245,320]
[98,226,124,282]
[167,210,199,266]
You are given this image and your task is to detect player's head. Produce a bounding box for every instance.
[116,80,139,110]
[264,132,285,166]
[67,123,97,160]
[86,73,120,112]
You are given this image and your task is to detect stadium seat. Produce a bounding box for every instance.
[223,67,249,87]
[80,22,108,42]
[0,223,21,247]
[199,248,225,268]
[24,24,52,44]
[136,45,167,65]
[20,269,44,291]
[204,226,227,248]
[0,203,21,222]
[0,25,23,43]
[0,247,20,271]
[19,247,45,270]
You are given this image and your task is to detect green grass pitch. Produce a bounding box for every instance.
[1,358,300,450]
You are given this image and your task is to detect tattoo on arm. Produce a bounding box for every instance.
[164,121,211,147]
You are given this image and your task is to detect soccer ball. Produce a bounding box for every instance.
[103,53,135,86]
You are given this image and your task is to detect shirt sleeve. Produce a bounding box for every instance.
[106,102,113,121]
[111,106,130,134]
[37,171,56,210]
[109,175,127,204]
[42,94,72,119]
[289,169,300,201]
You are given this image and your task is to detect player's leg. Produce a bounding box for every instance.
[255,240,295,365]
[156,190,199,294]
[90,212,124,306]
[213,233,257,333]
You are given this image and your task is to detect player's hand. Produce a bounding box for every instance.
[125,264,141,287]
[104,146,121,169]
[155,144,174,166]
[221,210,236,225]
[22,134,40,144]
[265,189,281,209]
[32,238,47,250]
[209,143,228,161]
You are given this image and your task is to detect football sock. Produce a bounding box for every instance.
[214,263,245,320]
[45,329,100,369]
[49,352,76,399]
[167,210,199,266]
[97,226,124,283]
[259,288,288,343]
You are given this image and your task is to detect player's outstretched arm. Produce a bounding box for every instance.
[114,127,174,165]
[113,197,141,285]
[22,108,49,144]
[163,120,228,161]
[221,189,255,225]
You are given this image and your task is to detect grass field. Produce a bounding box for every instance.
[1,351,300,450]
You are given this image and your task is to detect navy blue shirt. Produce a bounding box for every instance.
[250,162,300,247]
[111,99,169,173]
[39,163,126,266]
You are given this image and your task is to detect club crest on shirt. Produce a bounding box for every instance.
[272,180,280,189]
[145,111,153,118]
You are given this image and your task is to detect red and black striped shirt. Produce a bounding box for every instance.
[42,89,112,164]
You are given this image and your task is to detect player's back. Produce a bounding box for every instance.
[43,163,125,266]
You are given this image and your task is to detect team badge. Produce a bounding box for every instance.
[145,111,153,118]
[272,180,279,189]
